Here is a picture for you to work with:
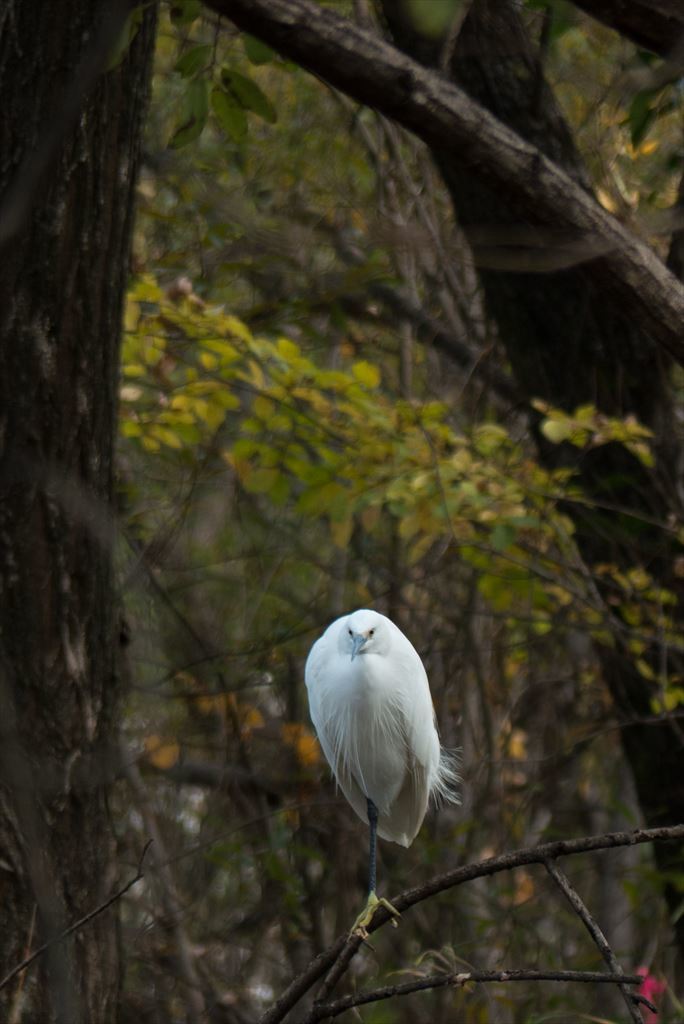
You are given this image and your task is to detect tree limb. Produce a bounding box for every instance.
[208,0,684,366]
[258,823,684,1023]
[571,0,684,58]
[306,968,648,1023]
[544,859,643,1023]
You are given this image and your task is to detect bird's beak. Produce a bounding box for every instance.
[351,634,366,661]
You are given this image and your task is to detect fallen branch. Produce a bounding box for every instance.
[0,840,152,996]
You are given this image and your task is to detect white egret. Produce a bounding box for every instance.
[305,608,459,935]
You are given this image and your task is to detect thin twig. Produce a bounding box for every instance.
[0,840,152,995]
[544,858,644,1024]
[307,968,647,1022]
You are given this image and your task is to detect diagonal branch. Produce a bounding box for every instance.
[544,858,644,1024]
[208,0,684,366]
[570,0,684,58]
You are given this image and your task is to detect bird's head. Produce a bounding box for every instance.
[343,609,387,661]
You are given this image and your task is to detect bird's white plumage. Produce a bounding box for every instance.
[305,609,459,847]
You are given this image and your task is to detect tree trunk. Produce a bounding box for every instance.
[0,3,157,1021]
[382,0,684,962]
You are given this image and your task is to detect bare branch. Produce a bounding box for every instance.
[544,859,643,1023]
[307,968,647,1022]
[258,823,684,1024]
[0,841,152,996]
[209,0,684,366]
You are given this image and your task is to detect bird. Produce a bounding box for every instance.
[305,608,459,935]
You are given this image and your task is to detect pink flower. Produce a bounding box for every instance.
[636,966,666,1023]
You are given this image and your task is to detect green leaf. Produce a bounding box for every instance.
[107,6,143,71]
[221,69,277,123]
[244,467,282,494]
[169,77,208,149]
[491,523,515,552]
[627,89,656,147]
[242,34,275,64]
[175,44,212,79]
[403,0,461,37]
[211,86,248,143]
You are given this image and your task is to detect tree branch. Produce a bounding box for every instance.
[0,840,152,996]
[306,968,648,1022]
[544,859,643,1023]
[571,0,684,58]
[258,823,684,1024]
[208,0,684,366]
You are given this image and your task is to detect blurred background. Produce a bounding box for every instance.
[108,3,682,1021]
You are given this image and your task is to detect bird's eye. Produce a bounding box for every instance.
[369,629,375,636]
[348,628,352,635]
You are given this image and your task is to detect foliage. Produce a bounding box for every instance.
[113,5,684,1022]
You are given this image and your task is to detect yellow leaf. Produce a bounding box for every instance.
[241,705,265,737]
[124,299,140,332]
[508,728,527,760]
[352,360,380,388]
[282,723,320,766]
[224,315,253,343]
[540,419,571,444]
[145,736,180,770]
[253,395,275,420]
[121,419,142,438]
[200,351,218,370]
[597,188,618,213]
[277,337,301,360]
[150,425,183,449]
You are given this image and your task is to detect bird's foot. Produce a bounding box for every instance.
[351,890,401,939]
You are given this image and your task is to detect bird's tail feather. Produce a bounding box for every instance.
[431,747,462,807]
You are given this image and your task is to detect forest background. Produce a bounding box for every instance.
[1,0,684,1021]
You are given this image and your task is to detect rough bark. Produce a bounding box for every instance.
[571,0,684,58]
[211,0,684,362]
[0,2,157,1020]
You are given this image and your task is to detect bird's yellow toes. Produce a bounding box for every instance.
[351,891,401,939]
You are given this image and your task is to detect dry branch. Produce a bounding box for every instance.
[544,859,643,1023]
[306,968,648,1023]
[258,823,684,1023]
[207,0,684,366]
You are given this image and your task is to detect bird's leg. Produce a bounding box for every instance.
[351,798,401,938]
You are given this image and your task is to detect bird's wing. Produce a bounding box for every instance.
[388,624,460,809]
[386,622,441,774]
